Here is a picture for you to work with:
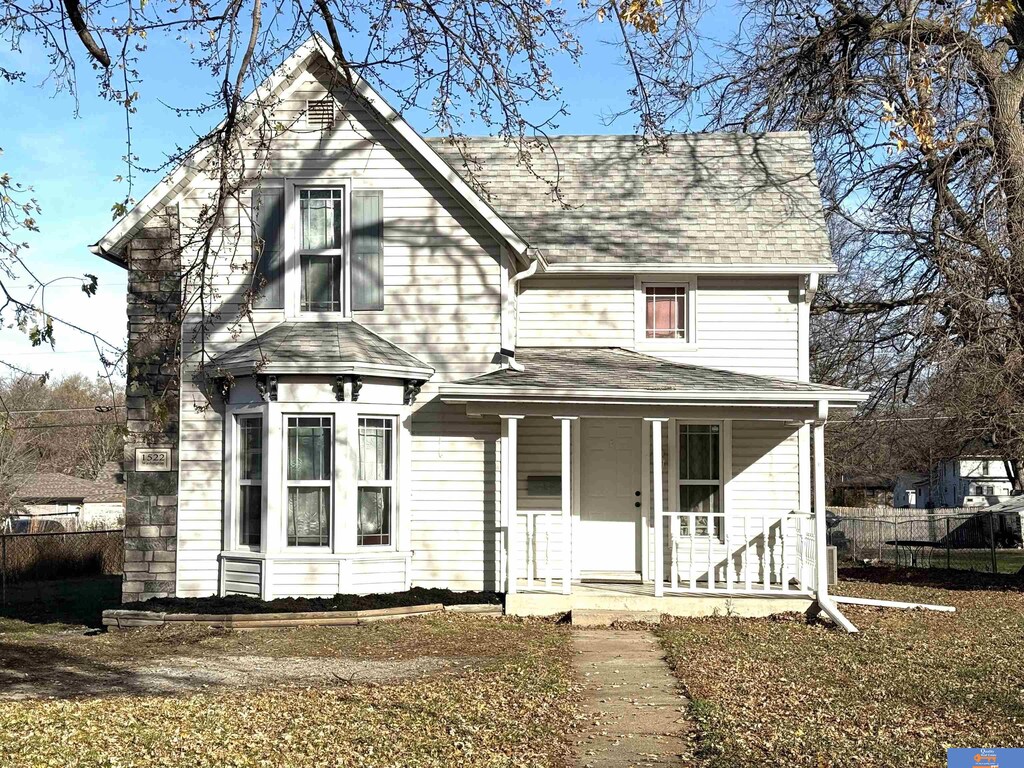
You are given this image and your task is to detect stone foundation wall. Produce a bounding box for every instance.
[122,205,181,602]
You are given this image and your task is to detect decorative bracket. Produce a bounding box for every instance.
[256,374,278,402]
[348,375,363,402]
[404,379,426,406]
[332,376,346,402]
[215,377,232,402]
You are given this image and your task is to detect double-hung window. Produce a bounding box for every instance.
[237,415,263,549]
[357,416,395,546]
[678,424,723,541]
[286,416,332,547]
[299,188,344,313]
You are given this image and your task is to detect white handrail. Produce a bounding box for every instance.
[664,510,815,595]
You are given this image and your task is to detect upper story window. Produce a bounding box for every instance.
[635,277,696,347]
[299,188,344,313]
[251,183,384,317]
[645,286,687,339]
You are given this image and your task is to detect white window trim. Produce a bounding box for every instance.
[283,413,335,550]
[634,275,698,350]
[224,395,410,560]
[667,418,728,541]
[223,403,270,553]
[355,414,398,549]
[236,413,265,552]
[284,177,353,320]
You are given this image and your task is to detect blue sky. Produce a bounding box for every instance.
[0,11,731,382]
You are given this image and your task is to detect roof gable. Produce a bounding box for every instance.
[89,35,528,265]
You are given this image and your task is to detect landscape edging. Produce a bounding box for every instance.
[102,602,503,629]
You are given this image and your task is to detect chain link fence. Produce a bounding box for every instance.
[1,530,124,606]
[827,506,1024,574]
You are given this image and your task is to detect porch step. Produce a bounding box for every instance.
[570,608,662,627]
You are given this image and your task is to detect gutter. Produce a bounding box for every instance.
[88,242,128,269]
[501,255,541,372]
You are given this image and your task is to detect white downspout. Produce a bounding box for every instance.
[502,255,540,372]
[813,412,858,633]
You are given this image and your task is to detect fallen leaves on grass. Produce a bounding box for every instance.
[0,617,581,768]
[659,577,1024,768]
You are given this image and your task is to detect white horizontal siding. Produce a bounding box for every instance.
[517,275,801,379]
[173,62,506,597]
[408,396,500,591]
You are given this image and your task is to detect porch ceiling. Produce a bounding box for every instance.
[440,347,867,416]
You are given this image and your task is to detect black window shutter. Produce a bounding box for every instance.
[251,185,284,309]
[351,190,384,311]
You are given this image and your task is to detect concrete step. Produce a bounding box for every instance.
[570,608,662,627]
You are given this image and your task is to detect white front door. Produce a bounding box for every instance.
[580,419,642,576]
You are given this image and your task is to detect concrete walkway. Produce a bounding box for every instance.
[572,630,691,768]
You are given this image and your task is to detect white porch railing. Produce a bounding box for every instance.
[513,510,569,592]
[664,511,816,594]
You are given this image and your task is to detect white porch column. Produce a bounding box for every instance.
[501,415,523,594]
[648,418,667,597]
[813,418,827,593]
[555,416,577,595]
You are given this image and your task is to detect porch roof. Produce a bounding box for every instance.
[211,321,434,379]
[440,347,866,410]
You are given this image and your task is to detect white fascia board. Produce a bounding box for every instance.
[541,262,839,276]
[339,58,529,260]
[89,37,324,260]
[439,384,870,405]
[90,34,531,265]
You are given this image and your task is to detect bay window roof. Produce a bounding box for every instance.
[212,321,433,379]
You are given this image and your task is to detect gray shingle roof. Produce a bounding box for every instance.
[213,321,432,375]
[15,473,125,504]
[426,132,832,268]
[454,347,852,395]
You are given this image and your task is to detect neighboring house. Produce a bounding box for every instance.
[897,458,1014,509]
[830,475,894,507]
[10,462,125,532]
[87,37,867,624]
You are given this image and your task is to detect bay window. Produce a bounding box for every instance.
[299,188,344,312]
[678,423,723,540]
[237,415,263,549]
[357,416,395,546]
[286,416,333,547]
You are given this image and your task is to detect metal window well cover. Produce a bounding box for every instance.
[211,321,434,378]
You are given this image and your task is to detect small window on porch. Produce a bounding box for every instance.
[678,424,724,541]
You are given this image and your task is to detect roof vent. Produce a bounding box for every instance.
[306,98,337,129]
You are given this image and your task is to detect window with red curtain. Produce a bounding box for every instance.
[645,286,687,339]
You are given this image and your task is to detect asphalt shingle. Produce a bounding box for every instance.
[456,347,850,394]
[426,132,832,267]
[213,321,430,374]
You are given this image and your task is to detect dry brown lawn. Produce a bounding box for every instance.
[659,569,1024,768]
[0,614,579,768]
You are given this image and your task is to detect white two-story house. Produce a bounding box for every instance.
[89,37,867,629]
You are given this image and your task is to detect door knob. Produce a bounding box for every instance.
[634,501,641,508]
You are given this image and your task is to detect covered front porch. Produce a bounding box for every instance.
[439,347,867,618]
